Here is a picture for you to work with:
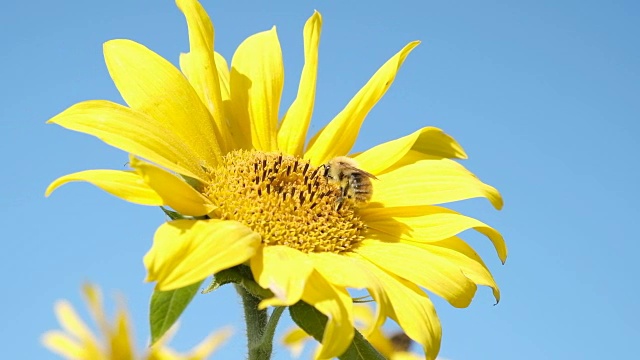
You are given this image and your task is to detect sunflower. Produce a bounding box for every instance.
[46,0,506,359]
[41,283,231,360]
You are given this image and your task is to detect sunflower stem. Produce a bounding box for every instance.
[256,306,285,359]
[236,284,271,360]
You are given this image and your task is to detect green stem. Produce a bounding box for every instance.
[258,307,285,358]
[236,284,271,360]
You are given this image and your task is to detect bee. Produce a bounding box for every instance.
[322,156,377,208]
[389,332,412,352]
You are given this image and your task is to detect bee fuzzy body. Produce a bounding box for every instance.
[323,156,377,208]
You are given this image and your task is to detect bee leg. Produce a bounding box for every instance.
[342,179,352,198]
[321,164,330,178]
[336,197,345,211]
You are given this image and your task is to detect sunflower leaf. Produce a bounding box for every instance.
[149,280,203,344]
[289,301,385,360]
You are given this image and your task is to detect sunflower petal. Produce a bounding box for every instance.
[45,169,163,206]
[185,326,233,359]
[352,258,441,360]
[215,52,231,101]
[310,252,390,331]
[144,219,261,291]
[282,327,311,358]
[229,27,283,151]
[177,0,233,153]
[81,284,111,340]
[111,308,135,360]
[301,271,353,360]
[361,205,507,263]
[54,301,96,344]
[304,41,419,165]
[277,11,322,156]
[354,127,467,175]
[41,331,86,359]
[130,157,215,216]
[355,239,477,308]
[48,100,207,180]
[352,305,395,357]
[407,237,501,303]
[371,157,503,210]
[104,39,222,166]
[250,245,314,308]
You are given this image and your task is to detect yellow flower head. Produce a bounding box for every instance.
[41,283,231,360]
[46,0,506,359]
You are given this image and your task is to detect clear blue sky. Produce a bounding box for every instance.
[1,0,638,359]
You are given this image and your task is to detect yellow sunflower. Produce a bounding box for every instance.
[41,283,231,360]
[46,0,506,359]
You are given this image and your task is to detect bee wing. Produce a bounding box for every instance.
[344,164,378,180]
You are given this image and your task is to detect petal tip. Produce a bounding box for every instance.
[44,180,62,197]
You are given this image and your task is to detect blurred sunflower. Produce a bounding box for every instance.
[41,283,231,360]
[46,0,506,359]
[283,304,424,360]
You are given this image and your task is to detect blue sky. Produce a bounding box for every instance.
[1,0,638,359]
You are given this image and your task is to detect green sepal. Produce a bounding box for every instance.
[289,301,385,360]
[202,266,243,294]
[160,206,188,220]
[149,280,203,344]
[202,266,274,299]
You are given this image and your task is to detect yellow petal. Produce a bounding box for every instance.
[371,157,503,210]
[54,300,97,345]
[111,308,135,360]
[301,271,353,360]
[130,157,214,216]
[304,41,419,165]
[407,237,501,303]
[391,352,424,360]
[104,39,222,166]
[282,327,311,358]
[229,27,283,151]
[310,252,389,332]
[277,11,322,156]
[41,331,87,359]
[355,239,477,308]
[354,127,467,175]
[81,283,110,340]
[351,258,441,360]
[361,205,507,263]
[48,100,207,180]
[352,305,376,337]
[177,0,233,153]
[250,246,314,309]
[45,169,163,206]
[144,219,261,290]
[215,52,230,101]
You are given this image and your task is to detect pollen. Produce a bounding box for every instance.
[203,150,366,253]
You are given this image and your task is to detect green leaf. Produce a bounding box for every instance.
[149,280,203,344]
[289,301,385,360]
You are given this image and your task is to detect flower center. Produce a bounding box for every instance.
[203,150,366,253]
